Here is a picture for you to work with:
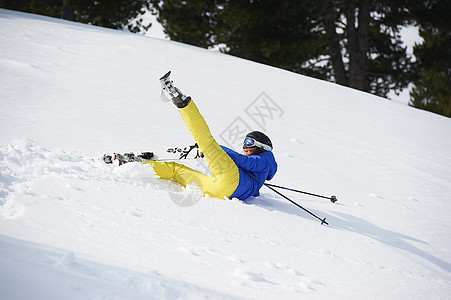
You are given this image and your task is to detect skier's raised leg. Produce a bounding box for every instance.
[157,71,240,199]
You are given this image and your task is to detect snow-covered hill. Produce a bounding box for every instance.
[1,9,450,300]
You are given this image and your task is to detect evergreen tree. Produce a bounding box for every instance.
[152,0,414,98]
[1,0,62,18]
[409,0,451,117]
[0,0,151,33]
[149,0,221,48]
[213,0,326,78]
[69,0,151,33]
[152,0,327,78]
[322,0,414,96]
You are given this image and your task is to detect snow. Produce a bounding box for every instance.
[1,9,451,299]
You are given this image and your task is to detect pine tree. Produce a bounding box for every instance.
[149,0,221,48]
[69,0,151,32]
[152,0,414,98]
[409,0,451,117]
[319,0,415,96]
[0,0,151,33]
[0,0,62,18]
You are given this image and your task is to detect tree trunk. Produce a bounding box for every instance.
[347,0,369,91]
[62,0,76,21]
[324,4,347,86]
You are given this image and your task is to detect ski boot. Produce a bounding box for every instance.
[159,71,191,108]
[137,152,154,160]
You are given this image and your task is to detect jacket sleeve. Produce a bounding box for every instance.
[221,146,269,172]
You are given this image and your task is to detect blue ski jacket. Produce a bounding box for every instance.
[221,146,277,200]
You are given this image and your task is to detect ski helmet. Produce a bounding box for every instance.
[245,131,273,151]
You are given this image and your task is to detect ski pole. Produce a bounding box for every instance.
[264,183,329,225]
[265,183,337,203]
[245,172,329,225]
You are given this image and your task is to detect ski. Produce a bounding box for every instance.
[102,152,154,166]
[102,143,204,166]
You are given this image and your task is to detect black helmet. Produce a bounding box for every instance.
[245,131,273,151]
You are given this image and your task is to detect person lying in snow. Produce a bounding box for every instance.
[142,71,277,200]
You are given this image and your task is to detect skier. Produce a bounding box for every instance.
[142,71,277,200]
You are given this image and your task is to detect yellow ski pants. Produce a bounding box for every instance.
[143,100,240,199]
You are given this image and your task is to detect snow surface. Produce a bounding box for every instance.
[1,9,451,300]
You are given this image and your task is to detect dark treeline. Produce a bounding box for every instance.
[2,0,449,117]
[0,0,151,32]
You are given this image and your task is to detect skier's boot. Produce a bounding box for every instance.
[159,71,191,108]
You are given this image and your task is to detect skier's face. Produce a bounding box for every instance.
[243,147,258,156]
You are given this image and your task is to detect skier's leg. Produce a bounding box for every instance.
[160,72,234,175]
[143,160,231,198]
[159,71,239,198]
[144,160,205,186]
[177,100,240,198]
[179,100,237,176]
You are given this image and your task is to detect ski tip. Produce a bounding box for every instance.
[159,70,171,81]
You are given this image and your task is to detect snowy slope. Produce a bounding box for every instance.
[1,9,451,300]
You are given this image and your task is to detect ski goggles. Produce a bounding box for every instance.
[243,137,272,151]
